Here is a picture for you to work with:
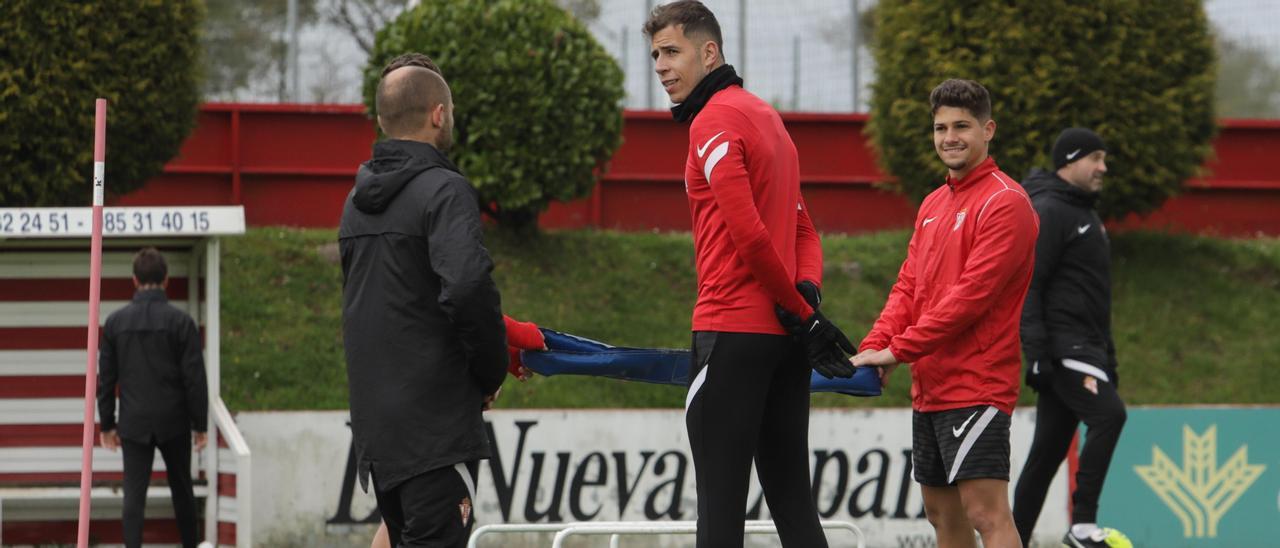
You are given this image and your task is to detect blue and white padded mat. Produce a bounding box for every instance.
[521,328,881,397]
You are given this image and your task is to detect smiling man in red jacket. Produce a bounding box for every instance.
[645,1,856,546]
[851,79,1038,548]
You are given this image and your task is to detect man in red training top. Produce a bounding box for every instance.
[645,2,857,546]
[851,79,1038,548]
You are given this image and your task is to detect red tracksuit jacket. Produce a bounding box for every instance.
[685,85,823,335]
[860,157,1038,414]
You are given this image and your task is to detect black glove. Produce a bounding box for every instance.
[776,305,856,379]
[1024,357,1053,391]
[796,280,821,309]
[810,343,854,379]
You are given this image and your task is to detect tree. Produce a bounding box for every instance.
[201,0,319,101]
[867,1,1216,219]
[330,1,595,56]
[0,1,203,206]
[363,0,625,231]
[1215,32,1280,118]
[328,0,411,56]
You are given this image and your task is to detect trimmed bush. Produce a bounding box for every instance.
[362,0,624,231]
[867,1,1216,219]
[0,1,202,206]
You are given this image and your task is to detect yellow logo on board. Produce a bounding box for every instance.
[1134,425,1265,538]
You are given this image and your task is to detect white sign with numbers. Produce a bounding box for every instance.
[0,207,245,238]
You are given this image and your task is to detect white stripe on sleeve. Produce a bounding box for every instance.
[1061,358,1110,383]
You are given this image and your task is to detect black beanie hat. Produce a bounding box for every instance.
[1052,127,1106,170]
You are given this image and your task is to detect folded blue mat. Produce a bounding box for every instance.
[521,328,881,397]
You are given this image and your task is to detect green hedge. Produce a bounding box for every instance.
[867,0,1216,219]
[218,228,1280,410]
[363,0,624,230]
[0,1,202,206]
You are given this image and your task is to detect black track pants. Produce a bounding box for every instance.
[373,461,480,548]
[1013,366,1127,544]
[685,331,828,548]
[121,433,200,548]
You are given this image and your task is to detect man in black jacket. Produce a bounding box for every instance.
[1013,128,1129,548]
[339,53,508,547]
[98,247,208,548]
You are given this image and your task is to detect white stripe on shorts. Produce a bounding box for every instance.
[948,406,1000,484]
[454,462,476,503]
[1060,358,1110,383]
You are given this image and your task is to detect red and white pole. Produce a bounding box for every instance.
[76,98,107,548]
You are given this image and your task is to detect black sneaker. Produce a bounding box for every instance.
[1062,527,1132,548]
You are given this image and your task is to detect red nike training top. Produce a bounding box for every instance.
[860,157,1038,414]
[684,85,822,335]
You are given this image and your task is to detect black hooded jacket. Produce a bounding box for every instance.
[1020,168,1117,387]
[339,139,507,492]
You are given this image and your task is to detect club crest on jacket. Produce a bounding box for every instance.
[953,208,968,231]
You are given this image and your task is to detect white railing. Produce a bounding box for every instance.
[206,398,251,548]
[467,519,865,548]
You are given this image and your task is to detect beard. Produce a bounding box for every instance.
[939,152,971,171]
[435,121,454,153]
[936,144,972,171]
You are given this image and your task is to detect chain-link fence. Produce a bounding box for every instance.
[582,0,875,112]
[203,0,1280,117]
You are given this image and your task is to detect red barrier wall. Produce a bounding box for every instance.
[114,104,1280,236]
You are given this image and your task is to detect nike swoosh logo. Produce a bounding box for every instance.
[1078,224,1090,234]
[922,216,937,227]
[696,131,726,158]
[1066,148,1082,160]
[952,411,978,438]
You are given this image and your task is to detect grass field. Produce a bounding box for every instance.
[220,227,1280,411]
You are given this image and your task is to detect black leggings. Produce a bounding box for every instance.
[1013,366,1127,544]
[685,331,828,548]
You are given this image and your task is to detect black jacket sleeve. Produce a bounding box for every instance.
[427,177,509,394]
[97,319,118,432]
[1021,199,1065,364]
[176,316,209,432]
[1106,333,1119,387]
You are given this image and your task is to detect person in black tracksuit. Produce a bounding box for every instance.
[340,54,508,547]
[1013,128,1128,548]
[98,248,208,548]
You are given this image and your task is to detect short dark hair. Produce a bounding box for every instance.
[643,0,723,50]
[376,56,451,138]
[133,247,167,285]
[381,52,442,77]
[929,79,992,121]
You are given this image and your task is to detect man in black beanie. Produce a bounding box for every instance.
[1013,128,1130,548]
[1051,128,1109,187]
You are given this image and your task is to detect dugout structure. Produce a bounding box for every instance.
[0,206,250,547]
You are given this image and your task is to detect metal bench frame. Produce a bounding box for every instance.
[467,519,865,548]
